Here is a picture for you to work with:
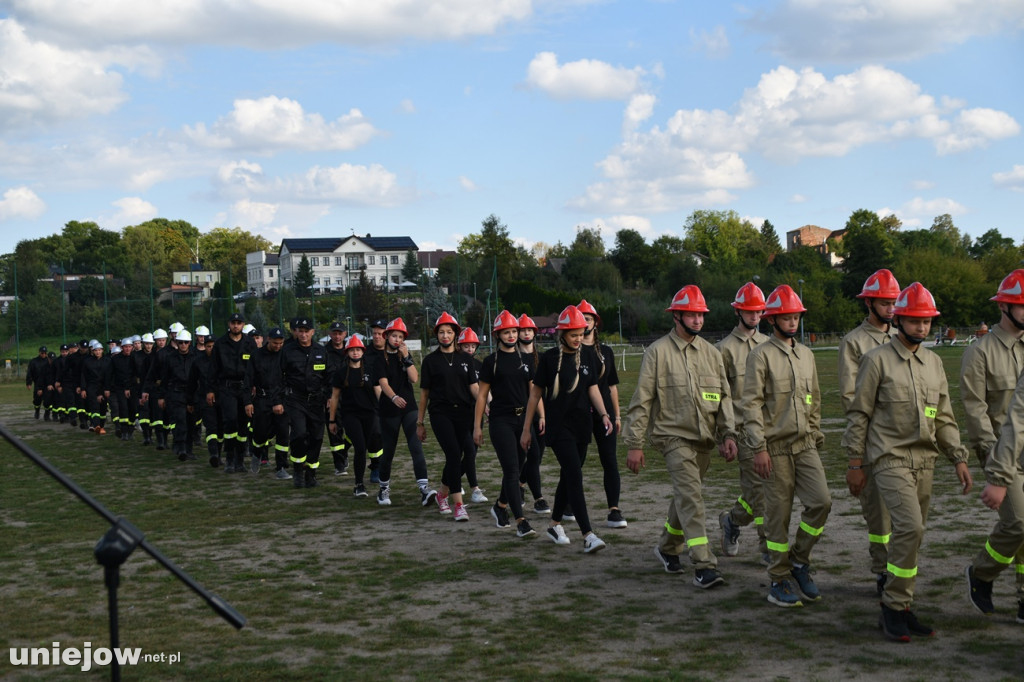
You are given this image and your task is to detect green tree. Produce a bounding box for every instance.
[929,214,970,256]
[760,219,783,257]
[458,214,532,293]
[198,226,274,290]
[610,229,655,289]
[969,228,1015,260]
[294,255,314,297]
[401,249,421,282]
[564,227,620,290]
[837,209,896,299]
[681,210,762,270]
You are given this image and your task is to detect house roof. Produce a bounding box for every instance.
[281,235,418,254]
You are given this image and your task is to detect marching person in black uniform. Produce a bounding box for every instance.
[80,340,112,434]
[206,313,256,473]
[71,340,91,428]
[196,331,224,467]
[26,346,53,420]
[143,329,172,449]
[135,333,157,444]
[324,321,350,476]
[329,335,382,499]
[156,330,201,461]
[282,317,331,488]
[51,345,70,422]
[248,326,291,479]
[363,318,389,482]
[110,338,136,440]
[377,317,437,507]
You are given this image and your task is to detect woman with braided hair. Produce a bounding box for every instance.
[578,299,627,529]
[521,305,612,553]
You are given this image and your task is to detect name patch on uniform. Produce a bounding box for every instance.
[924,406,937,419]
[805,394,813,405]
[313,363,326,371]
[242,354,250,360]
[701,392,720,402]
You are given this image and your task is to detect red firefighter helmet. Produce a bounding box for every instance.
[894,282,940,318]
[492,310,518,332]
[857,269,902,299]
[345,335,365,351]
[433,311,461,334]
[731,282,766,311]
[990,269,1024,305]
[517,314,537,330]
[556,305,587,330]
[576,299,601,324]
[666,285,710,313]
[457,327,480,345]
[763,284,807,316]
[385,317,408,337]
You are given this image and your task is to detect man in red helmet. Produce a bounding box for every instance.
[843,282,972,641]
[716,282,770,564]
[838,268,901,597]
[744,284,831,608]
[962,269,1024,621]
[624,285,736,589]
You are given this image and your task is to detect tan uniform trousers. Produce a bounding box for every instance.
[659,441,717,571]
[973,468,1024,598]
[763,447,831,581]
[727,453,767,554]
[859,462,892,575]
[874,464,933,610]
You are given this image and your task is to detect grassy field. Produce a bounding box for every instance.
[1,345,1021,681]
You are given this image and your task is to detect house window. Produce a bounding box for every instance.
[390,255,399,265]
[311,257,319,266]
[367,255,375,265]
[314,277,320,285]
[206,274,212,283]
[324,277,331,286]
[180,275,187,283]
[347,256,360,269]
[335,257,343,266]
[392,275,399,284]
[268,269,274,278]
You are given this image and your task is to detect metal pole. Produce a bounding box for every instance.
[13,261,20,377]
[103,261,109,342]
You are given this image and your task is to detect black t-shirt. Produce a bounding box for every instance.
[331,361,381,413]
[479,350,532,417]
[582,343,619,416]
[378,350,417,417]
[420,349,477,414]
[533,348,596,438]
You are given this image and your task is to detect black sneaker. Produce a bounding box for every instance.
[693,568,724,589]
[966,565,995,615]
[490,502,511,529]
[533,499,551,515]
[421,488,438,507]
[876,572,887,597]
[516,519,537,538]
[903,609,934,637]
[1017,600,1024,625]
[606,509,628,528]
[353,484,368,498]
[653,546,684,574]
[879,604,911,643]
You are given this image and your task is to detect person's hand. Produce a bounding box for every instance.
[245,404,254,418]
[417,424,427,442]
[626,448,645,474]
[846,468,866,497]
[329,422,338,435]
[753,450,772,479]
[981,483,1007,510]
[158,398,165,410]
[473,426,483,447]
[519,430,531,452]
[718,438,737,462]
[955,461,973,494]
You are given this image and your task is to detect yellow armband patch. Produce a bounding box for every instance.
[242,354,250,360]
[924,406,937,419]
[313,364,326,371]
[805,394,813,405]
[701,392,720,402]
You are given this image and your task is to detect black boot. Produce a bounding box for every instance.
[34,407,40,419]
[155,429,166,450]
[177,443,188,462]
[293,463,305,488]
[44,409,51,421]
[305,467,318,488]
[879,604,911,643]
[141,426,151,445]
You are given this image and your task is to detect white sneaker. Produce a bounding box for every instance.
[470,488,488,503]
[546,524,570,545]
[583,532,606,554]
[377,486,391,506]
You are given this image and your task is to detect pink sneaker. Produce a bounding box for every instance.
[438,494,452,515]
[453,502,469,522]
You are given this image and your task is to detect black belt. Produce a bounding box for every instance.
[223,379,245,389]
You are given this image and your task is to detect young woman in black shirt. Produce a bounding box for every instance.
[328,335,382,499]
[516,313,549,515]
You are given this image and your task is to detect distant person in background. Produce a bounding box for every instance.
[516,314,550,515]
[457,326,488,504]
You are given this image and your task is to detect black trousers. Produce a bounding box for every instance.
[490,413,527,519]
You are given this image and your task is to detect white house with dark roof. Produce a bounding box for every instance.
[246,251,280,295]
[261,235,418,293]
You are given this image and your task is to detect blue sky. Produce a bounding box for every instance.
[0,1,1021,258]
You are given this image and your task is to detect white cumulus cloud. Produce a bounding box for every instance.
[185,97,379,152]
[0,186,46,220]
[215,159,413,207]
[525,52,648,100]
[690,25,729,58]
[6,0,534,49]
[993,165,1024,192]
[108,197,157,226]
[745,0,1024,61]
[935,108,1020,155]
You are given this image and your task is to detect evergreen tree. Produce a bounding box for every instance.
[401,249,421,282]
[294,254,313,297]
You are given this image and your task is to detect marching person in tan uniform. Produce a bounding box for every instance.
[838,268,900,596]
[963,269,1024,622]
[843,282,973,642]
[716,282,770,563]
[744,284,830,608]
[625,285,736,589]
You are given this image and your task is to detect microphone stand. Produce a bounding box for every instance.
[0,422,246,681]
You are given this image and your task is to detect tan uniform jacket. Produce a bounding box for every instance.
[838,318,895,413]
[985,369,1024,487]
[959,323,1024,462]
[623,330,735,453]
[842,340,968,471]
[717,327,768,458]
[741,335,823,456]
